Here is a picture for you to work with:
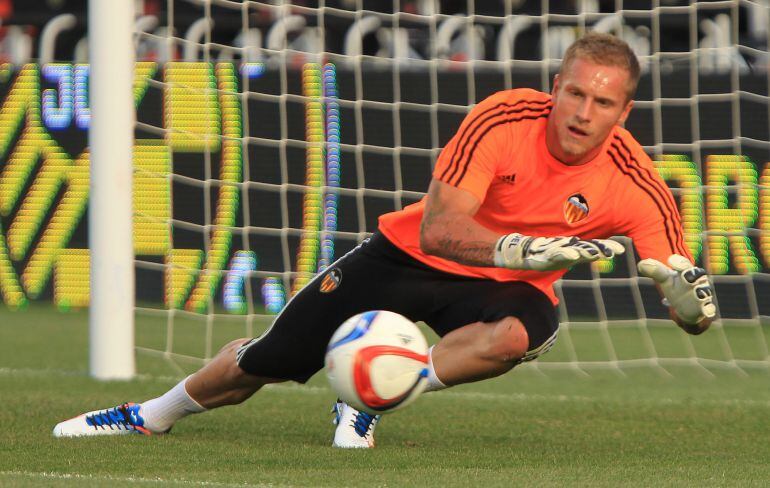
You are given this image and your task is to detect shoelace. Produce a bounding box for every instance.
[85,403,139,431]
[351,411,379,437]
[332,402,343,425]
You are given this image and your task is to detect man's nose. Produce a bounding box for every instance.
[576,100,592,121]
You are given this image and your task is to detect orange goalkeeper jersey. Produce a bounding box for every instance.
[378,88,691,305]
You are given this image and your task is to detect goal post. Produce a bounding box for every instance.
[88,0,136,380]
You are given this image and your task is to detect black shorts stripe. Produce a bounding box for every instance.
[606,146,685,256]
[451,110,551,187]
[439,100,551,185]
[611,136,688,256]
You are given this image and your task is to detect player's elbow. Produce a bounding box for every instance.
[419,221,442,256]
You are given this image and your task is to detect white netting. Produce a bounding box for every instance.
[130,1,770,377]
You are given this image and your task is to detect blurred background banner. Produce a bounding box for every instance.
[2,61,769,314]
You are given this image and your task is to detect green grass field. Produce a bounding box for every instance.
[2,305,770,487]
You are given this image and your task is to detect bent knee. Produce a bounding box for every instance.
[218,337,253,356]
[217,338,256,378]
[488,317,529,363]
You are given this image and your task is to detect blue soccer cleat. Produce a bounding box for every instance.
[53,402,154,437]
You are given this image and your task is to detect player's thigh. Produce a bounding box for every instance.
[427,280,559,360]
[236,240,434,382]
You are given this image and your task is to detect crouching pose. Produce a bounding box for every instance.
[54,33,715,448]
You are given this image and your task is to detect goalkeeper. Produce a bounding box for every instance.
[53,33,715,447]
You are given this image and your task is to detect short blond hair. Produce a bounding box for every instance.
[560,33,641,100]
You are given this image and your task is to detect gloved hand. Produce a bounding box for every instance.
[494,233,625,271]
[637,254,716,328]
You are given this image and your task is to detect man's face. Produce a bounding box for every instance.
[546,58,634,165]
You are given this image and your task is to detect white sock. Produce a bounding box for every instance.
[424,346,447,392]
[140,375,207,433]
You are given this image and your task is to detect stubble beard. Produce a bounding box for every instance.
[561,134,587,160]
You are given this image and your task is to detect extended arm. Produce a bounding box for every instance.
[419,179,624,270]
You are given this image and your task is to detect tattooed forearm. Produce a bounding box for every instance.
[435,235,495,266]
[421,202,500,266]
[419,179,502,267]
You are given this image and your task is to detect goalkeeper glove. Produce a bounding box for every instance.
[637,254,716,328]
[494,233,625,271]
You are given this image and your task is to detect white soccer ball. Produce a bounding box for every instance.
[325,310,429,415]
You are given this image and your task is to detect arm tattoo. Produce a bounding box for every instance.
[436,234,495,267]
[420,181,497,267]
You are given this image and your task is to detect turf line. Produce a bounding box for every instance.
[0,470,283,487]
[3,366,770,408]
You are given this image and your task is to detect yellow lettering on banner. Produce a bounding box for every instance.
[0,64,89,299]
[706,155,760,274]
[185,63,241,313]
[164,62,220,152]
[653,155,703,262]
[0,65,41,216]
[0,221,25,309]
[54,249,89,310]
[21,150,89,297]
[134,62,158,106]
[760,163,770,267]
[134,141,170,255]
[166,249,204,309]
[6,126,72,261]
[291,63,324,294]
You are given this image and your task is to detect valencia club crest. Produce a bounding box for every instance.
[564,193,589,224]
[320,268,342,293]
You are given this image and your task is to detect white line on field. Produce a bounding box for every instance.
[0,470,287,487]
[2,366,770,408]
[0,366,181,383]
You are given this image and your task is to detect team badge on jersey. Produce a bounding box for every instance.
[564,193,589,224]
[320,268,342,293]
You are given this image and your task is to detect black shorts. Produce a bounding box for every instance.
[236,232,559,382]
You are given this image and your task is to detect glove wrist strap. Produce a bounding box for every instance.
[493,234,509,268]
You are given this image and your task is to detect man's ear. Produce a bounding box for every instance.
[617,99,634,125]
[551,74,560,96]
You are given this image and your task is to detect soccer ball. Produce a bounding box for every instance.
[325,310,429,415]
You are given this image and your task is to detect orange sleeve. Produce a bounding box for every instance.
[433,90,551,203]
[611,135,694,263]
[624,203,693,263]
[433,94,513,202]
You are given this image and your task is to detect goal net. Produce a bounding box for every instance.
[114,1,770,377]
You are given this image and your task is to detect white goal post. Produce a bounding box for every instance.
[88,0,136,379]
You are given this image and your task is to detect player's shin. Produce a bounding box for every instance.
[430,318,528,385]
[184,338,271,408]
